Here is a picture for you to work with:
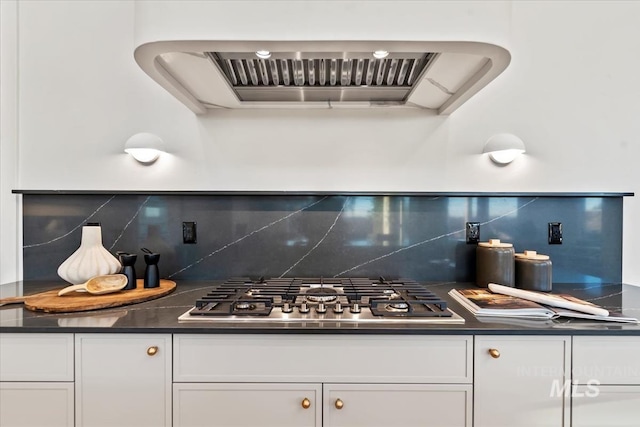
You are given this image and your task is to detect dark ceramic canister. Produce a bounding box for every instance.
[515,250,552,292]
[476,239,515,288]
[142,248,160,289]
[117,252,138,290]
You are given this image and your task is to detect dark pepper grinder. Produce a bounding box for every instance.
[117,252,138,290]
[141,248,160,288]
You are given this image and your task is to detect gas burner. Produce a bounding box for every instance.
[235,302,254,310]
[385,302,410,312]
[305,287,338,303]
[383,289,401,299]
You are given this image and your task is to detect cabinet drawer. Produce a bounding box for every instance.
[573,336,640,384]
[0,382,74,427]
[572,385,640,427]
[324,383,472,427]
[0,333,74,381]
[174,383,321,427]
[174,334,472,383]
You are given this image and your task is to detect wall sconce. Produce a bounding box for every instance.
[124,133,165,164]
[483,133,526,165]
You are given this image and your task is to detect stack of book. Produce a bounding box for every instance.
[449,283,638,324]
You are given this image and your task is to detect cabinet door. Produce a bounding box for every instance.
[173,383,321,427]
[572,385,640,427]
[474,335,570,427]
[323,384,472,427]
[75,334,171,427]
[0,382,74,427]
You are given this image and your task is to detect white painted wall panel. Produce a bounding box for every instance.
[134,1,511,46]
[0,0,20,283]
[3,1,640,283]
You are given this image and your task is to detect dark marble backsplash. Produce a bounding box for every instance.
[22,194,623,284]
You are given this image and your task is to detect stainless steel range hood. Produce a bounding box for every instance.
[212,51,435,103]
[135,40,510,115]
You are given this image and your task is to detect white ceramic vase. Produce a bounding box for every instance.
[57,224,122,284]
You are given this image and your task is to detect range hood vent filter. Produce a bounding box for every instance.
[135,40,511,114]
[209,52,435,103]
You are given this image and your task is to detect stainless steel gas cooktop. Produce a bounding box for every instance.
[178,277,464,324]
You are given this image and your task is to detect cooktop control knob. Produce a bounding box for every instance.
[317,303,327,314]
[282,302,293,313]
[350,303,361,314]
[333,303,343,314]
[299,302,310,314]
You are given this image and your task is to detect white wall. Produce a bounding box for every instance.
[0,0,20,283]
[2,1,639,283]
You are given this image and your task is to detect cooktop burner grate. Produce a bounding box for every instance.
[183,277,463,324]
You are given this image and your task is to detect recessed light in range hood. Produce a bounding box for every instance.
[135,41,510,115]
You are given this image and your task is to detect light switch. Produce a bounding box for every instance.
[183,222,197,244]
[548,222,562,244]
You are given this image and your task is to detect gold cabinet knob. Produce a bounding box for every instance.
[147,346,158,356]
[301,398,311,409]
[488,348,500,359]
[335,398,344,410]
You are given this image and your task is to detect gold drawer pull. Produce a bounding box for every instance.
[147,346,158,356]
[335,398,344,410]
[488,348,501,359]
[301,398,311,409]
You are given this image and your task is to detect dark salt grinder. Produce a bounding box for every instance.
[117,252,138,290]
[141,247,160,288]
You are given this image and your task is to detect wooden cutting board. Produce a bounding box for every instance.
[0,279,176,313]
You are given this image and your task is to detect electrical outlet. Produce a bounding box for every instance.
[548,222,562,244]
[183,222,197,244]
[466,222,480,244]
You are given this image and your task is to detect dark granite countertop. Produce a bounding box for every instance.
[1,281,639,335]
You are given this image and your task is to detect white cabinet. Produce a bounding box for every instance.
[572,336,640,385]
[0,333,74,381]
[173,334,473,427]
[0,382,74,427]
[4,330,640,427]
[572,385,640,427]
[572,336,640,427]
[474,335,570,427]
[0,333,74,427]
[75,333,172,427]
[173,382,471,427]
[323,383,472,427]
[174,334,472,383]
[174,383,322,427]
